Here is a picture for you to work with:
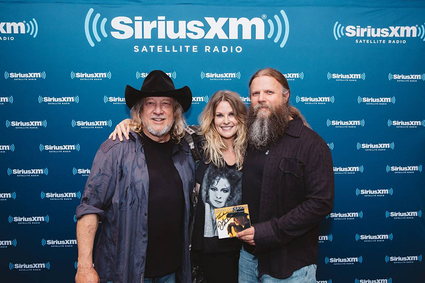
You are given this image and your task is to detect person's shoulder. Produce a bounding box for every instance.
[294,119,328,147]
[99,131,138,154]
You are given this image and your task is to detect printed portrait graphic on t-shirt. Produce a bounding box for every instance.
[201,164,242,238]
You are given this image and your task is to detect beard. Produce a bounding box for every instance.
[143,117,174,138]
[247,102,290,150]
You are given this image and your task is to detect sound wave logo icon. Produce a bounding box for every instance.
[26,18,38,38]
[333,21,345,40]
[266,10,290,48]
[419,23,425,41]
[85,8,108,47]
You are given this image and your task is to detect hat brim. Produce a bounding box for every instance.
[125,85,192,112]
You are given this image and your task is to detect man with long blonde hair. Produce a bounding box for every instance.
[237,68,334,282]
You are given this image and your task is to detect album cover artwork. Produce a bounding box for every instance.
[214,204,251,239]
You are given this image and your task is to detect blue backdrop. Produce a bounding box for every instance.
[1,1,424,282]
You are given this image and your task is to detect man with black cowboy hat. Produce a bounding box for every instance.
[75,70,195,283]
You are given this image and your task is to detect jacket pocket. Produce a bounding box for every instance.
[278,158,304,178]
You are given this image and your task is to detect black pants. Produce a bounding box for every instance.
[193,250,239,283]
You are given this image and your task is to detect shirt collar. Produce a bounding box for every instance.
[285,115,303,138]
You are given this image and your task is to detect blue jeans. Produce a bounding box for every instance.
[239,248,317,282]
[143,272,176,283]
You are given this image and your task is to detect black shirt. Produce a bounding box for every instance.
[142,133,184,277]
[241,147,268,254]
[192,161,242,253]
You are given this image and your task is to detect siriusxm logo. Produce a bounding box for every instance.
[200,71,241,81]
[136,71,176,80]
[325,256,363,265]
[283,72,304,81]
[72,167,91,176]
[357,96,396,105]
[0,144,15,153]
[70,71,111,80]
[40,191,81,201]
[38,95,79,105]
[0,96,14,105]
[355,233,393,242]
[333,21,425,44]
[327,119,365,128]
[327,211,363,220]
[5,120,47,129]
[0,18,38,39]
[8,215,50,224]
[295,95,334,105]
[333,165,364,174]
[385,255,422,264]
[41,238,77,247]
[39,144,80,153]
[0,192,17,201]
[0,239,18,248]
[357,142,394,151]
[327,72,365,81]
[355,278,392,283]
[356,188,393,197]
[7,168,48,177]
[9,262,50,271]
[84,8,289,50]
[104,95,125,104]
[318,234,333,243]
[388,73,425,82]
[386,165,422,174]
[71,119,113,129]
[385,210,422,219]
[387,119,425,128]
[4,71,46,80]
[192,95,209,105]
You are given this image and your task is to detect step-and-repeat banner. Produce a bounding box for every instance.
[1,1,424,282]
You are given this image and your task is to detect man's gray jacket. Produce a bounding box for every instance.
[76,131,195,283]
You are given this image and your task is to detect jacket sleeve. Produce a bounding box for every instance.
[76,140,119,221]
[253,137,334,253]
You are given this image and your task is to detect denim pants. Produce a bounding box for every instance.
[143,272,175,283]
[239,248,317,282]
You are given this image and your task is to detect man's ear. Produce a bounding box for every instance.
[283,91,290,103]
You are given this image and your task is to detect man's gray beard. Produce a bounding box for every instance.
[247,103,290,150]
[143,121,173,138]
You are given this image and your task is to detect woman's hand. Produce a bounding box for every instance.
[108,119,131,141]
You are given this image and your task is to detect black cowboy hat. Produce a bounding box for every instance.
[125,70,192,112]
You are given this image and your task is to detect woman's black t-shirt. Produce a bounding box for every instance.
[192,161,242,253]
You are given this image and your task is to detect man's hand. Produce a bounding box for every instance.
[108,119,131,141]
[236,227,256,245]
[75,266,100,283]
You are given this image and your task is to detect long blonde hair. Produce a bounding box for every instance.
[200,90,247,170]
[130,98,186,143]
